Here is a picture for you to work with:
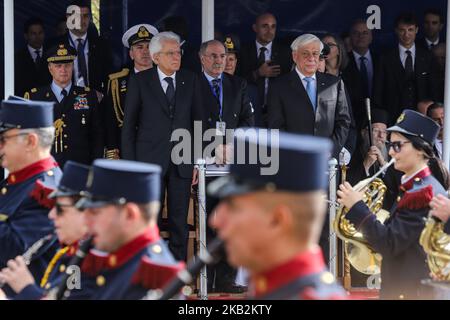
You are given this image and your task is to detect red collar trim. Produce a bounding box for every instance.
[82,225,160,275]
[7,157,58,185]
[400,167,431,191]
[252,246,325,297]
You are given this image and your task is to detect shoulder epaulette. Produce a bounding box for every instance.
[131,255,185,290]
[397,184,433,211]
[108,68,130,81]
[30,179,56,209]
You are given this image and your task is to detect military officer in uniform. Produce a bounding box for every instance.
[25,43,104,167]
[207,129,347,299]
[70,159,183,299]
[0,98,62,297]
[104,24,158,159]
[0,161,90,299]
[338,110,449,299]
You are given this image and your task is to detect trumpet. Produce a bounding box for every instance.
[334,158,395,275]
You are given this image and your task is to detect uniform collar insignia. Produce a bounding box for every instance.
[7,157,58,185]
[251,246,326,298]
[82,225,160,275]
[400,167,431,191]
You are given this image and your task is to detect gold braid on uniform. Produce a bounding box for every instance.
[108,68,129,128]
[40,246,69,288]
[54,119,65,153]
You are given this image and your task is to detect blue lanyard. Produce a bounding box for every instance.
[68,34,87,54]
[209,76,223,121]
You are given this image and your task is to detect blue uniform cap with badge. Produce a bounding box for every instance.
[122,24,158,48]
[76,159,162,209]
[0,98,54,133]
[208,128,333,198]
[49,161,90,198]
[387,110,440,145]
[46,43,77,64]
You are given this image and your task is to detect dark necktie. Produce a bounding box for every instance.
[211,78,221,101]
[164,77,175,117]
[404,50,414,78]
[359,56,370,98]
[258,47,267,67]
[34,50,42,66]
[77,38,88,85]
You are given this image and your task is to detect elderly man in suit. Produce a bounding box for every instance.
[267,33,351,158]
[121,31,201,261]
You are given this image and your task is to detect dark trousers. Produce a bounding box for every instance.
[205,178,237,290]
[159,163,192,261]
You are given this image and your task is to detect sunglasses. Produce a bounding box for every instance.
[385,140,411,153]
[55,202,75,216]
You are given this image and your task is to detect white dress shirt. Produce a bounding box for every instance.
[399,44,416,69]
[157,67,176,93]
[69,31,89,87]
[27,45,43,62]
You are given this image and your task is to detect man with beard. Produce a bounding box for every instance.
[347,109,389,185]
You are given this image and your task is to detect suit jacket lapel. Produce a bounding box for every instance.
[392,47,405,82]
[221,74,232,121]
[148,68,171,117]
[200,74,220,121]
[289,70,315,115]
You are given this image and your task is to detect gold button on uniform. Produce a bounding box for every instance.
[96,275,106,287]
[152,245,162,254]
[59,264,66,273]
[108,255,117,267]
[397,196,401,202]
[321,272,335,284]
[47,170,54,177]
[414,178,421,182]
[45,283,51,290]
[1,187,7,195]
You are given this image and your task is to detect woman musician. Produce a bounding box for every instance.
[338,110,449,299]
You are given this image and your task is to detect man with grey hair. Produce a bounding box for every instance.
[198,39,254,293]
[267,33,351,159]
[0,98,62,298]
[122,31,202,261]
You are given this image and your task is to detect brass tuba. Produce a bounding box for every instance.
[333,158,395,275]
[420,217,450,281]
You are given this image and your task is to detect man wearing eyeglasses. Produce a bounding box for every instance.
[197,39,254,293]
[0,161,90,300]
[267,33,351,159]
[0,98,62,298]
[122,31,202,262]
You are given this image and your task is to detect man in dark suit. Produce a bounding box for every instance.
[122,31,200,261]
[237,13,292,126]
[198,39,254,293]
[54,0,113,98]
[14,17,51,97]
[373,12,441,125]
[342,19,378,130]
[417,8,444,50]
[25,43,104,168]
[267,34,351,158]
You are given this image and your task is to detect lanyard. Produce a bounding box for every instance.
[209,76,223,121]
[68,34,88,55]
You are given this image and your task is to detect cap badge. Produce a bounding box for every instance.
[138,26,150,38]
[57,45,68,57]
[224,37,234,50]
[396,113,405,124]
